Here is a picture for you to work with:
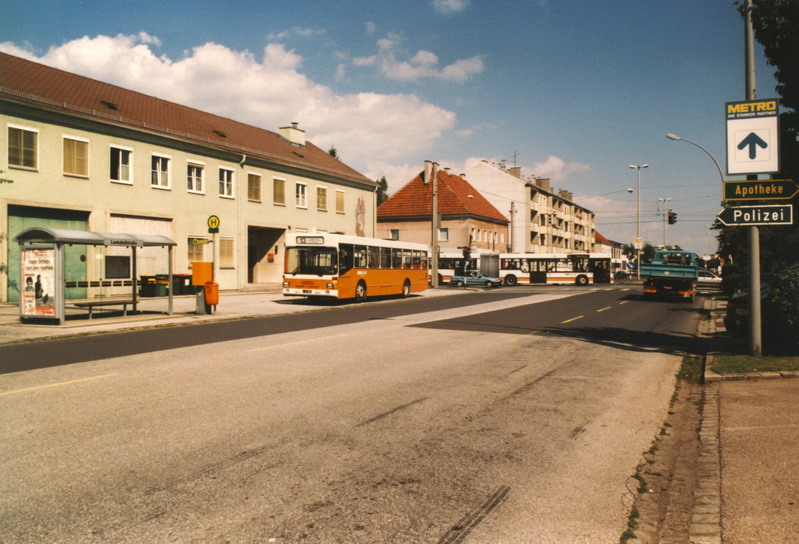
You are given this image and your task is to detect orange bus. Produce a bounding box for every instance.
[282,233,429,302]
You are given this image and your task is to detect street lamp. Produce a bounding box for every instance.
[629,163,648,280]
[666,133,724,183]
[657,197,672,247]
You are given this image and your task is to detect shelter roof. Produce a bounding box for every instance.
[14,227,176,247]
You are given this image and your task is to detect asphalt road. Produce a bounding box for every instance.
[0,285,705,543]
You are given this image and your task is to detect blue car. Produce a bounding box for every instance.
[451,271,501,288]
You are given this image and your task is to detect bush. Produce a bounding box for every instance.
[721,263,747,297]
[765,264,799,355]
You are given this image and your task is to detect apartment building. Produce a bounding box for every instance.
[463,160,596,254]
[0,52,377,303]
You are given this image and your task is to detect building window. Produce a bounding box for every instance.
[317,186,328,211]
[390,229,399,241]
[219,238,234,268]
[187,163,204,193]
[296,182,307,208]
[110,146,132,183]
[438,227,449,242]
[336,190,345,214]
[8,126,38,170]
[273,178,286,205]
[63,137,89,177]
[188,236,206,263]
[248,173,261,202]
[219,168,234,198]
[151,155,170,188]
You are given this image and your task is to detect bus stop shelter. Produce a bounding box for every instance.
[14,227,176,325]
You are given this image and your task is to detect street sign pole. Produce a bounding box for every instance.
[744,1,761,357]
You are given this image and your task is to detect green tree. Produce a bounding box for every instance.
[723,1,799,273]
[375,176,389,206]
[328,146,339,159]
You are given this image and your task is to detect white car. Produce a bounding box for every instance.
[697,269,722,286]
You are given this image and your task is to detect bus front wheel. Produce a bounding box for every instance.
[576,275,589,286]
[355,281,367,303]
[402,280,411,298]
[505,275,517,286]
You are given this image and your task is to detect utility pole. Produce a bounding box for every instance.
[429,161,440,288]
[745,0,762,357]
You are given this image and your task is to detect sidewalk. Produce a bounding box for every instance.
[689,300,799,544]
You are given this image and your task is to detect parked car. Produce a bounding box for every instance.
[697,269,722,286]
[451,271,501,288]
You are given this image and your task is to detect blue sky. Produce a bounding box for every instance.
[2,0,779,254]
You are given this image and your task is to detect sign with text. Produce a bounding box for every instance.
[717,204,793,227]
[725,99,779,175]
[723,179,798,201]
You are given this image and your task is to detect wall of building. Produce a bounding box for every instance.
[1,105,375,302]
[376,217,508,253]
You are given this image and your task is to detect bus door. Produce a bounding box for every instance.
[589,258,610,283]
[529,259,547,284]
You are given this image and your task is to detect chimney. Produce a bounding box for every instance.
[279,122,305,147]
[423,160,432,185]
[537,178,551,192]
[508,166,522,179]
[444,167,451,173]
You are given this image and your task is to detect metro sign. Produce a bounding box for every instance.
[717,204,793,227]
[726,99,780,175]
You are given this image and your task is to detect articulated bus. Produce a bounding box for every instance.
[283,233,429,302]
[436,248,499,284]
[499,253,614,286]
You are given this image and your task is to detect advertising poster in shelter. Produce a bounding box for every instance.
[21,248,56,316]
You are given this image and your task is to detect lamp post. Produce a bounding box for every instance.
[657,197,672,247]
[666,133,724,183]
[628,163,648,280]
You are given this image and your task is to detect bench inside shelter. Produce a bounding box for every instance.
[72,299,136,319]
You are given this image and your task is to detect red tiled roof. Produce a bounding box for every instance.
[594,231,611,245]
[378,169,508,224]
[0,52,373,187]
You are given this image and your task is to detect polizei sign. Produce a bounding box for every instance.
[717,204,793,227]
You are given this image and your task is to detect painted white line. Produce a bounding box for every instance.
[0,373,118,397]
[248,333,351,352]
[561,315,584,324]
[596,306,612,313]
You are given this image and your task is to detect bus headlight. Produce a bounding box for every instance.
[282,282,289,288]
[326,283,334,289]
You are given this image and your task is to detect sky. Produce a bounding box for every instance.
[1,0,780,255]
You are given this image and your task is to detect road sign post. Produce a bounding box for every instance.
[723,179,798,201]
[717,204,793,227]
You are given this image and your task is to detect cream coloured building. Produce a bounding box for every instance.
[1,52,377,303]
[463,160,596,254]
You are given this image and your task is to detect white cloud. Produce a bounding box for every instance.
[4,33,456,174]
[352,32,483,82]
[432,0,470,14]
[266,27,324,41]
[365,22,377,35]
[531,155,591,181]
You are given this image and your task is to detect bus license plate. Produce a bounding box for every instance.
[302,289,312,293]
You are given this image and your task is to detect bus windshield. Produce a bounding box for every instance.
[285,246,338,276]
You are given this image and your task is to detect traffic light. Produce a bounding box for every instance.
[668,210,677,224]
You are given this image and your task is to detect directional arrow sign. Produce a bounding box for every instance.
[726,99,779,175]
[717,204,793,227]
[737,132,768,159]
[723,179,799,201]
